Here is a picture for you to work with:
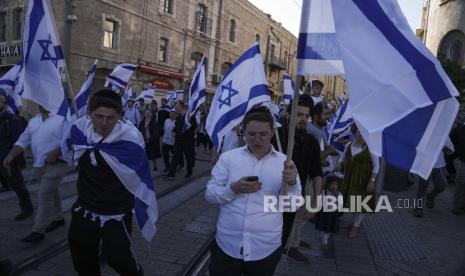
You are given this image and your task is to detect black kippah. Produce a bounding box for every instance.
[93,89,122,110]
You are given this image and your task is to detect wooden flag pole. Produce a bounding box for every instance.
[62,64,78,115]
[282,75,303,196]
[266,100,283,152]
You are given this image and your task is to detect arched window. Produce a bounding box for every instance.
[229,19,236,43]
[438,30,465,66]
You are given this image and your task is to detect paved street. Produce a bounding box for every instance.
[1,153,465,275]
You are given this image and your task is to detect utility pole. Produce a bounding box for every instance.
[63,0,75,67]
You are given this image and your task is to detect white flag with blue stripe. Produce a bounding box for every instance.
[136,88,155,102]
[65,117,158,241]
[325,98,353,141]
[22,0,68,116]
[68,59,98,121]
[185,56,206,130]
[297,0,345,75]
[206,42,271,150]
[283,73,303,105]
[165,90,183,104]
[105,63,137,91]
[298,0,459,178]
[0,64,23,113]
[122,84,132,110]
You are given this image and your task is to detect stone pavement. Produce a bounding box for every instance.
[274,182,465,276]
[0,150,215,275]
[2,154,465,275]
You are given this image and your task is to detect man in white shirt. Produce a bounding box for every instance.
[124,99,140,126]
[205,107,301,276]
[4,105,72,243]
[162,109,177,172]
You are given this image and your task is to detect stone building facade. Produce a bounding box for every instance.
[417,0,465,67]
[0,0,302,111]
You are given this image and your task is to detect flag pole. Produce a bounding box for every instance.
[282,74,303,196]
[62,64,78,115]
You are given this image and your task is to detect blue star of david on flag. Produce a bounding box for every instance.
[218,80,239,109]
[38,35,62,68]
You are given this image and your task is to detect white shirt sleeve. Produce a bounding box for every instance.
[14,121,33,150]
[370,153,380,174]
[205,154,238,204]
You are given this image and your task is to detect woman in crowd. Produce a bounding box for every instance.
[138,110,161,171]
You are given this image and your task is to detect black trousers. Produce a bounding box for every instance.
[68,206,141,276]
[209,240,282,276]
[0,158,32,211]
[162,143,174,169]
[282,212,297,250]
[168,140,194,176]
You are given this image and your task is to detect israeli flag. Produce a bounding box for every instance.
[0,64,23,113]
[122,84,133,110]
[136,88,155,102]
[22,0,68,116]
[185,56,206,130]
[298,0,459,178]
[68,59,98,121]
[105,63,137,91]
[65,117,158,241]
[283,73,303,105]
[165,90,183,104]
[325,99,353,141]
[206,42,271,149]
[296,0,345,75]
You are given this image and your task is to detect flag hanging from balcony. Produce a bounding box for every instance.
[297,0,459,179]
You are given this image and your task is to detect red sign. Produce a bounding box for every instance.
[140,65,183,80]
[150,79,173,90]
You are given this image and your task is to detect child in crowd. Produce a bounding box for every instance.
[314,175,343,258]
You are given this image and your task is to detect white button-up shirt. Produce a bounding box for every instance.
[205,146,301,261]
[162,119,175,146]
[124,107,140,126]
[15,114,65,168]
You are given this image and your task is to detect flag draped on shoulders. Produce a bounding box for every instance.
[22,0,68,116]
[64,117,158,241]
[297,0,459,179]
[206,42,271,150]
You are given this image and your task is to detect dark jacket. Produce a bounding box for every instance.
[157,107,170,135]
[138,118,161,159]
[173,113,197,143]
[0,110,21,160]
[450,124,465,163]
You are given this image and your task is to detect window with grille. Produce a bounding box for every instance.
[103,19,118,49]
[13,9,23,41]
[159,38,169,62]
[229,19,236,42]
[161,0,173,14]
[196,4,207,33]
[439,30,465,65]
[0,12,6,42]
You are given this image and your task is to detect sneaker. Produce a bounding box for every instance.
[348,226,359,238]
[286,247,309,264]
[15,210,33,221]
[162,174,175,181]
[21,232,44,243]
[299,240,312,249]
[413,208,423,217]
[425,194,434,208]
[45,219,65,233]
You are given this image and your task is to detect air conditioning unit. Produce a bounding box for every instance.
[212,74,223,83]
